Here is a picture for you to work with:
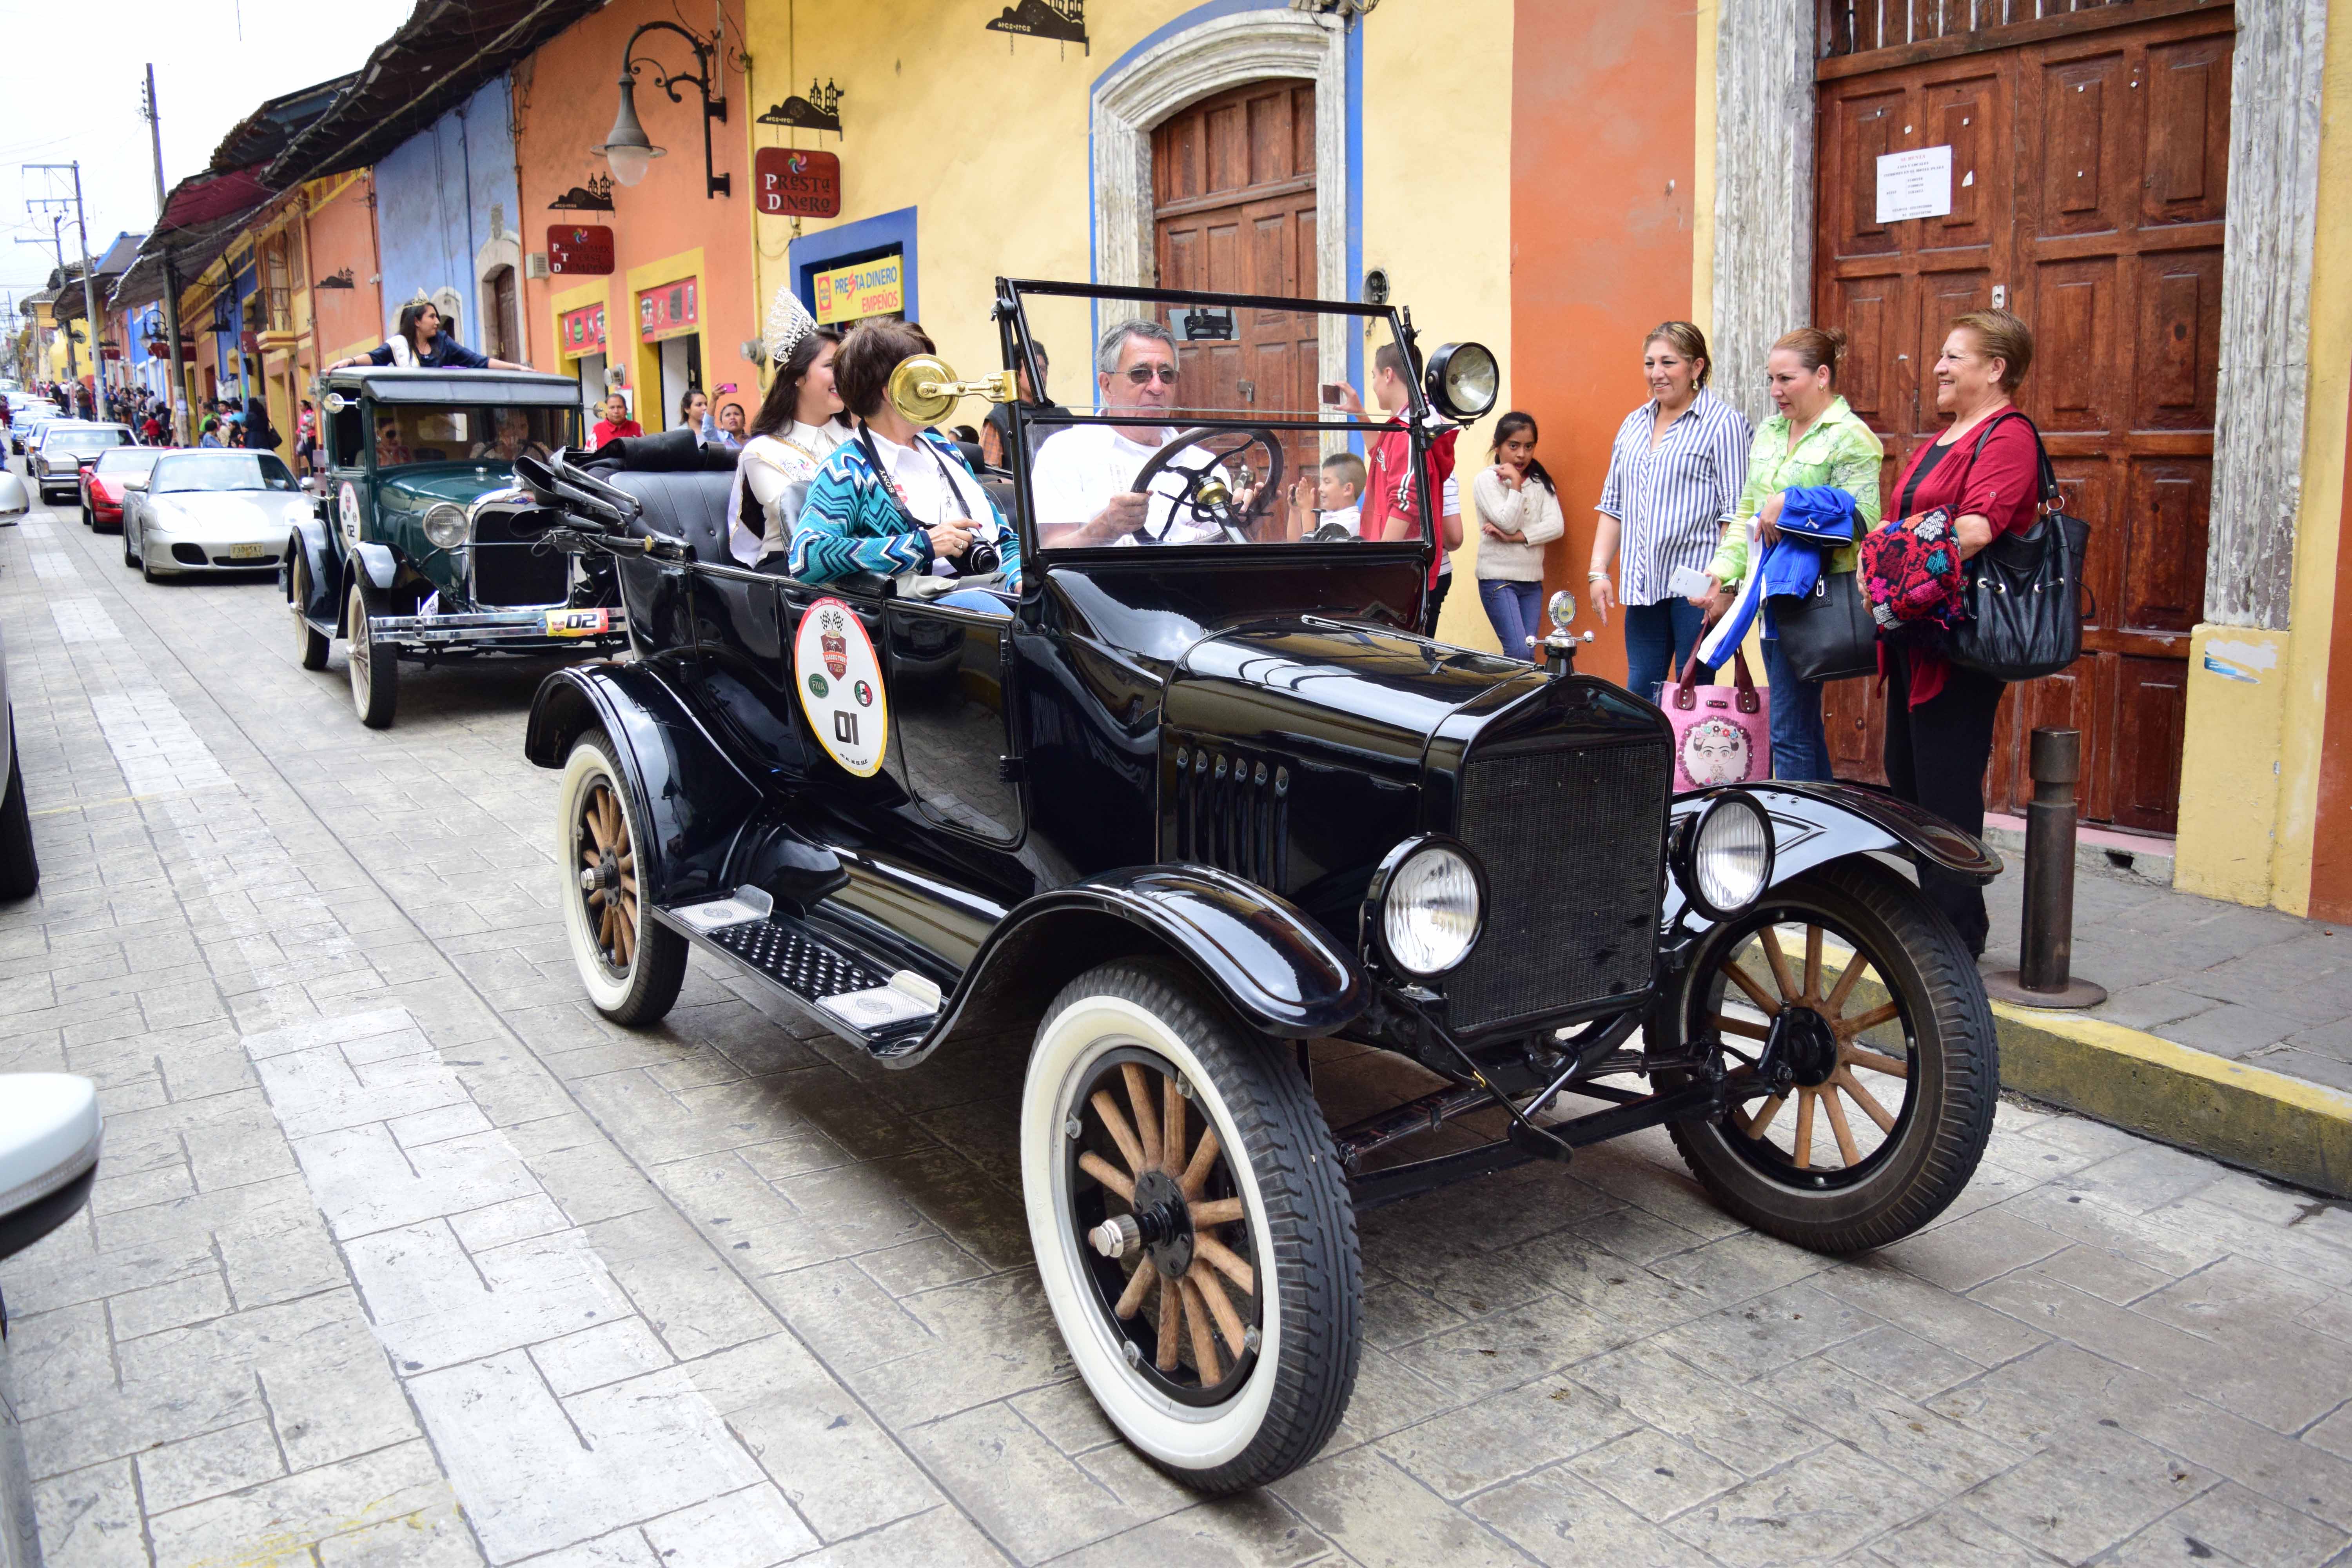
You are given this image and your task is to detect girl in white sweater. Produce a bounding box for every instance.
[1472,412,1565,659]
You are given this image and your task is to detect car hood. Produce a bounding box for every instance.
[377,463,517,510]
[145,490,306,533]
[1166,620,1541,768]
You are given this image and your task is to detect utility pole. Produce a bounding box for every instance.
[142,65,190,442]
[27,163,103,401]
[14,217,76,387]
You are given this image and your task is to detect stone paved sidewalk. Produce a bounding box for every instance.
[1980,852,2352,1093]
[6,481,2352,1567]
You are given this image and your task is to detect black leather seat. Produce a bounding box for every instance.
[584,428,743,567]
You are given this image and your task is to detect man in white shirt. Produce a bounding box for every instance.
[1029,319,1233,547]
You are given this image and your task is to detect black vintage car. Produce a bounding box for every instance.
[284,367,631,728]
[508,280,2002,1493]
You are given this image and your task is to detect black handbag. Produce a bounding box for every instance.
[1772,565,1878,682]
[1942,422,2090,682]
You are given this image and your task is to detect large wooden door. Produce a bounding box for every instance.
[1152,81,1319,503]
[1814,8,2230,833]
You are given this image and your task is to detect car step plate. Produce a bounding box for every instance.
[664,892,940,1051]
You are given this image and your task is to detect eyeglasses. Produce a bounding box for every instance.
[1120,364,1180,385]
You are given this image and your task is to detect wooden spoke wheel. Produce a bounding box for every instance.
[1023,960,1358,1494]
[556,731,686,1026]
[1666,860,1996,1253]
[1071,1048,1262,1401]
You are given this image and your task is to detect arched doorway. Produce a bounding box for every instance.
[1151,79,1321,491]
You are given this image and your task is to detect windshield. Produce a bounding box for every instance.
[46,427,128,457]
[370,404,576,468]
[93,448,162,475]
[997,281,1443,553]
[155,452,298,493]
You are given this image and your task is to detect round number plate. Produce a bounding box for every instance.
[793,596,888,777]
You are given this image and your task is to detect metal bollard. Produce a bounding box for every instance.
[1984,727,2107,1009]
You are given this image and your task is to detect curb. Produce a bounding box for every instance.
[1987,999,2352,1198]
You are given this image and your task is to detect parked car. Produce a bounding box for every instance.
[285,365,630,729]
[81,445,167,531]
[12,408,61,457]
[0,468,38,897]
[507,278,2004,1494]
[30,422,131,501]
[123,449,310,583]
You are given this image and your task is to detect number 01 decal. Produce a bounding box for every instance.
[793,597,887,777]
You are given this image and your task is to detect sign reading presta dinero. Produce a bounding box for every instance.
[753,148,842,219]
[547,225,615,276]
[813,254,902,325]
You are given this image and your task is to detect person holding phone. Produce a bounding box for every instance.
[1330,345,1463,636]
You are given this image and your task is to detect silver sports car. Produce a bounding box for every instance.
[123,450,308,581]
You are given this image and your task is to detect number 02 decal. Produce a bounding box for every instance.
[793,597,887,777]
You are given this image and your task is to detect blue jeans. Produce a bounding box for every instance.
[1478,579,1543,660]
[1762,634,1835,781]
[1623,598,1711,705]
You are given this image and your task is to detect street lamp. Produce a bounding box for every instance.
[593,22,730,199]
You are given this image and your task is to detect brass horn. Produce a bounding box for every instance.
[886,355,1018,425]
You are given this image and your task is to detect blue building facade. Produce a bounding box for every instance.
[371,76,522,356]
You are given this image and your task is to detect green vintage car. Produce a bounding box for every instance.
[285,367,632,728]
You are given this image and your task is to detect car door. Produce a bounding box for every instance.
[885,597,1024,848]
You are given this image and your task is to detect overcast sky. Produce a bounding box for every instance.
[0,0,413,309]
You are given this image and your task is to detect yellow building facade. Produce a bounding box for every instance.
[736,0,1514,651]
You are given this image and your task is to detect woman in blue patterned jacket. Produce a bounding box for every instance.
[790,319,1022,604]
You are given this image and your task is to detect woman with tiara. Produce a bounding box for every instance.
[730,290,851,567]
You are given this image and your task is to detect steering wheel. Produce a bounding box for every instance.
[1130,426,1286,544]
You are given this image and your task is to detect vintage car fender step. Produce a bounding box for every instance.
[657,889,946,1053]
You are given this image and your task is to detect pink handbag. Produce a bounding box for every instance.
[1668,648,1769,791]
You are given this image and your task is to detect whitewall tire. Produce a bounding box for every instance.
[557,731,686,1026]
[1022,960,1357,1493]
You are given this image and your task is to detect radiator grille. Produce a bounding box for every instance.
[1171,746,1289,888]
[1444,742,1671,1032]
[469,510,569,608]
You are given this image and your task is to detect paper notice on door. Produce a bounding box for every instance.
[1876,145,1954,223]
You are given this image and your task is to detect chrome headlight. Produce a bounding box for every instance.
[1424,341,1499,422]
[1369,835,1486,978]
[1675,793,1775,920]
[422,503,468,550]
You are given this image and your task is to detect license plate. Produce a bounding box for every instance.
[227,542,267,559]
[545,608,610,637]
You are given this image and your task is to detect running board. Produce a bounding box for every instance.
[652,888,944,1056]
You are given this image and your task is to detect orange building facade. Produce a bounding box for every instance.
[510,7,762,438]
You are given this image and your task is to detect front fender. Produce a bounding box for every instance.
[1663,782,2003,925]
[525,662,763,908]
[910,864,1367,1062]
[348,541,400,588]
[284,518,338,622]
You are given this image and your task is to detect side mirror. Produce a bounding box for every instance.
[0,1074,101,1265]
[121,476,149,492]
[0,472,26,518]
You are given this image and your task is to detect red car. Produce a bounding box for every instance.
[80,446,169,532]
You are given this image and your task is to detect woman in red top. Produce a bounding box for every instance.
[1880,308,2042,955]
[591,393,643,448]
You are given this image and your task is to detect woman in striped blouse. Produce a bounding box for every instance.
[1588,322,1753,703]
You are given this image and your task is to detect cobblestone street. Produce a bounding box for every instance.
[6,483,2352,1568]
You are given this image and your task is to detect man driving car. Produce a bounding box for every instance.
[1030,320,1235,547]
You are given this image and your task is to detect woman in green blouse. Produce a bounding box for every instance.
[1693,327,1882,780]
